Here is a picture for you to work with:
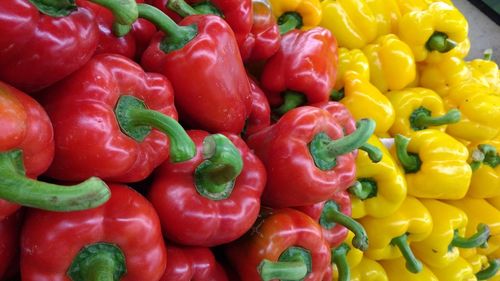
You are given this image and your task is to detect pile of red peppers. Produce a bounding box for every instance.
[0,0,382,280]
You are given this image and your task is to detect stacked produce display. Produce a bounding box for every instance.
[0,0,499,280]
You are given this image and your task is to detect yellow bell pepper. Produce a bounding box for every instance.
[349,135,407,219]
[445,81,500,142]
[395,0,453,15]
[269,0,322,33]
[398,2,468,62]
[419,56,474,97]
[411,199,490,268]
[331,231,364,281]
[392,130,472,199]
[380,258,439,281]
[467,141,500,198]
[359,196,433,273]
[362,34,417,93]
[426,38,471,64]
[467,49,500,94]
[466,253,489,274]
[334,48,371,91]
[365,0,401,37]
[351,257,388,281]
[386,87,461,137]
[428,256,477,281]
[463,252,500,280]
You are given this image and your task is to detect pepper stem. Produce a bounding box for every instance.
[89,0,138,25]
[410,107,461,131]
[28,0,77,17]
[194,134,243,200]
[258,247,311,281]
[390,234,423,274]
[483,48,493,61]
[348,179,378,200]
[0,150,110,211]
[278,12,303,35]
[394,134,421,173]
[67,243,126,281]
[470,144,499,171]
[192,2,223,17]
[330,89,345,101]
[309,119,376,171]
[332,243,351,281]
[359,143,383,163]
[450,223,490,249]
[476,259,500,280]
[167,0,200,17]
[115,95,196,163]
[426,31,457,53]
[273,91,307,117]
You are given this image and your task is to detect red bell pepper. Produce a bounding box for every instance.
[247,106,375,207]
[260,27,338,117]
[21,184,167,281]
[41,53,195,183]
[149,130,266,246]
[0,0,138,93]
[225,208,331,281]
[0,211,22,280]
[243,78,271,138]
[139,4,252,133]
[161,244,229,281]
[0,81,110,219]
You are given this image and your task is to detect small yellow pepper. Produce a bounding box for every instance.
[362,34,416,93]
[380,257,439,281]
[331,231,364,281]
[463,251,500,280]
[467,141,500,198]
[392,130,472,199]
[349,135,407,219]
[365,0,401,37]
[359,196,433,273]
[351,257,388,281]
[428,256,477,281]
[467,49,500,94]
[419,56,474,97]
[334,48,371,91]
[386,87,461,137]
[398,2,468,62]
[269,0,322,33]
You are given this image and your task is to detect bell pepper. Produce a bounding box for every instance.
[428,256,477,281]
[161,244,229,281]
[260,27,338,117]
[392,131,472,199]
[445,81,500,142]
[334,48,370,91]
[386,87,461,137]
[419,56,475,97]
[224,208,331,281]
[362,34,417,93]
[0,211,22,280]
[349,135,407,219]
[269,0,322,34]
[467,141,500,198]
[425,37,471,64]
[395,0,454,14]
[411,199,490,268]
[365,0,401,37]
[247,106,375,207]
[0,81,111,218]
[466,252,489,274]
[463,251,500,280]
[397,2,468,62]
[467,49,500,94]
[140,4,252,134]
[41,53,195,183]
[149,131,265,246]
[0,0,138,93]
[351,257,388,281]
[243,78,271,138]
[21,184,167,281]
[359,196,433,273]
[380,258,439,281]
[331,231,364,281]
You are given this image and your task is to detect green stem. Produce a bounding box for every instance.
[410,107,461,131]
[470,144,500,171]
[483,48,493,61]
[330,89,345,101]
[28,0,77,17]
[192,2,223,17]
[67,243,126,281]
[390,234,423,274]
[194,134,243,200]
[115,95,196,163]
[426,31,457,53]
[273,91,307,117]
[258,247,311,281]
[476,259,500,280]
[167,0,200,17]
[0,150,110,211]
[450,224,490,249]
[394,134,421,173]
[278,12,303,35]
[348,179,378,201]
[359,143,383,163]
[332,243,351,281]
[90,0,138,25]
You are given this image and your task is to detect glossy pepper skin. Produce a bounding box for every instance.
[225,208,331,281]
[334,48,370,91]
[161,245,229,281]
[467,141,500,198]
[467,51,500,94]
[42,54,195,183]
[0,211,22,280]
[243,78,271,138]
[351,258,388,281]
[380,258,439,281]
[429,256,477,281]
[392,130,472,199]
[21,184,167,281]
[270,0,322,31]
[149,130,266,247]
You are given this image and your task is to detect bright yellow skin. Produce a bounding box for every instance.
[380,258,439,281]
[364,0,401,37]
[395,0,454,15]
[392,129,472,199]
[331,231,364,279]
[363,34,416,93]
[270,0,322,29]
[350,257,388,281]
[428,256,477,281]
[426,38,470,64]
[467,57,500,95]
[351,136,407,219]
[464,253,489,275]
[419,56,474,97]
[334,48,371,90]
[467,140,500,198]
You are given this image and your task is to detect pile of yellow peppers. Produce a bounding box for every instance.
[269,0,500,279]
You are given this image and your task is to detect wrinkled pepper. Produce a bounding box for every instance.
[386,87,461,137]
[350,257,388,281]
[395,0,454,14]
[0,211,22,280]
[467,49,500,94]
[365,0,401,37]
[243,78,271,138]
[224,208,331,281]
[428,256,477,281]
[380,258,439,281]
[41,54,195,183]
[334,48,370,91]
[467,141,500,198]
[149,131,266,247]
[269,0,322,34]
[21,184,167,281]
[392,131,472,199]
[359,196,433,273]
[0,0,138,93]
[140,4,252,134]
[247,106,375,207]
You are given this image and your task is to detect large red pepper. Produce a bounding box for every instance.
[0,211,22,280]
[0,81,110,219]
[161,244,229,281]
[225,208,331,281]
[41,53,195,183]
[21,184,167,281]
[139,4,252,134]
[247,106,375,207]
[149,130,266,246]
[0,0,138,93]
[243,78,271,138]
[260,27,338,117]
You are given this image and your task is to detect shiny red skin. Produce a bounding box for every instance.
[225,208,331,281]
[161,245,229,281]
[0,0,98,93]
[141,15,252,134]
[21,184,167,281]
[247,106,356,207]
[261,27,338,107]
[244,78,271,137]
[149,130,266,246]
[41,54,177,183]
[240,0,280,62]
[296,190,352,248]
[0,82,54,219]
[0,211,22,280]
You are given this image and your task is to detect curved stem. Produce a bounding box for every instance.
[426,31,457,53]
[273,91,307,117]
[390,234,422,274]
[476,259,500,280]
[90,0,138,25]
[258,247,311,281]
[332,243,351,281]
[359,143,383,163]
[394,134,421,173]
[167,0,200,17]
[67,243,126,281]
[278,12,303,35]
[330,89,345,101]
[348,179,377,201]
[411,108,461,130]
[450,224,490,249]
